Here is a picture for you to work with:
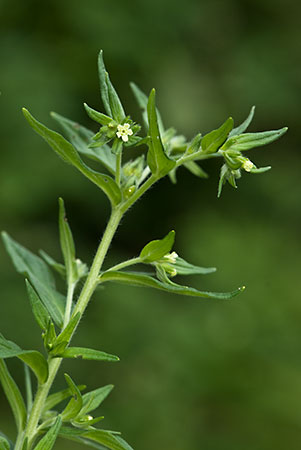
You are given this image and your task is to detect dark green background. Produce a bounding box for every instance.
[1,0,300,449]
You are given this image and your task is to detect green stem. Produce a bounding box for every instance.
[115,151,122,187]
[18,179,156,448]
[106,256,141,273]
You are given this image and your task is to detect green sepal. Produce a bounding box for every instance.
[229,106,255,137]
[22,109,122,206]
[99,271,245,300]
[84,103,112,126]
[0,334,48,384]
[61,374,83,421]
[0,436,10,450]
[183,161,208,179]
[33,415,62,450]
[140,231,175,263]
[43,385,86,415]
[185,133,202,155]
[217,164,229,198]
[25,280,50,331]
[50,112,116,175]
[54,347,119,362]
[146,89,176,177]
[221,127,288,152]
[250,166,271,174]
[172,257,216,275]
[59,426,134,450]
[0,360,27,432]
[58,198,78,284]
[201,117,234,154]
[43,320,57,352]
[50,313,81,355]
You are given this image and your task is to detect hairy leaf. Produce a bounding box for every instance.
[229,106,255,137]
[140,231,175,262]
[221,127,288,152]
[0,334,48,383]
[58,198,77,284]
[33,416,62,450]
[201,117,234,154]
[80,385,114,416]
[22,109,122,206]
[25,280,50,331]
[55,347,119,362]
[100,271,245,300]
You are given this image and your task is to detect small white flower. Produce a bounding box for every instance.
[242,159,254,172]
[163,251,178,264]
[116,123,133,142]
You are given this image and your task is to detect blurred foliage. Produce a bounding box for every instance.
[0,0,300,448]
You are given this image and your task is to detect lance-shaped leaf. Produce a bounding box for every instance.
[61,374,83,421]
[39,250,66,279]
[221,127,288,152]
[98,51,125,123]
[130,82,164,134]
[172,257,216,275]
[0,360,26,432]
[229,106,255,137]
[59,427,133,450]
[0,334,48,384]
[201,117,234,154]
[50,112,116,175]
[43,384,86,414]
[33,416,62,450]
[58,198,77,284]
[99,271,245,300]
[50,313,81,355]
[2,232,65,328]
[140,230,175,263]
[80,385,114,417]
[147,89,176,177]
[54,347,119,362]
[0,435,10,450]
[22,109,122,206]
[84,103,112,126]
[26,280,50,331]
[183,161,208,179]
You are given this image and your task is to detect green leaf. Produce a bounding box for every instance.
[43,385,86,414]
[140,231,175,263]
[183,161,208,179]
[221,127,288,152]
[39,250,66,278]
[22,108,122,206]
[0,334,48,384]
[147,89,176,177]
[185,133,202,155]
[80,385,114,416]
[50,112,116,175]
[59,427,133,450]
[217,164,229,198]
[0,436,10,450]
[58,198,77,284]
[84,103,112,126]
[201,117,234,154]
[100,271,245,300]
[61,374,83,421]
[25,280,50,331]
[98,50,112,117]
[33,416,62,450]
[0,360,26,432]
[229,106,255,137]
[250,166,271,174]
[55,347,119,362]
[130,82,164,133]
[173,257,216,275]
[51,313,81,355]
[2,232,65,328]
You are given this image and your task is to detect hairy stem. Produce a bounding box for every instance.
[106,256,141,272]
[115,151,122,187]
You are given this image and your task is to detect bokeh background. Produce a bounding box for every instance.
[0,0,300,449]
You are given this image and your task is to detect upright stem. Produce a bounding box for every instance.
[20,207,123,449]
[115,152,122,187]
[63,282,76,328]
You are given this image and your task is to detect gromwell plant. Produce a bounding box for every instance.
[0,51,287,450]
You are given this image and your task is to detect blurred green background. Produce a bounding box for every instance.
[0,0,300,449]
